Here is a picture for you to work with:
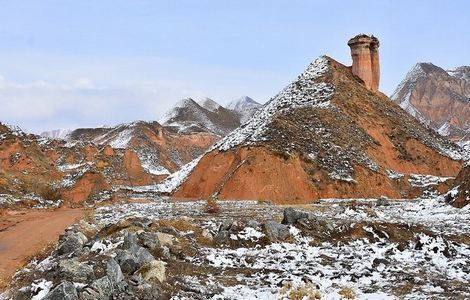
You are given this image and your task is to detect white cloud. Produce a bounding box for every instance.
[0,52,288,133]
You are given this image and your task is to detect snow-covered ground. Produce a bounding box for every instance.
[91,196,470,299]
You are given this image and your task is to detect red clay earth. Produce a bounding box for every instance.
[0,208,83,285]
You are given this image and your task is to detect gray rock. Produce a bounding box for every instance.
[282,208,309,225]
[264,221,290,242]
[122,231,138,250]
[214,230,230,244]
[219,219,233,231]
[246,220,261,229]
[80,277,112,300]
[372,258,390,268]
[106,258,124,286]
[137,260,166,283]
[43,281,78,300]
[115,250,139,274]
[376,196,391,207]
[58,232,88,256]
[59,259,95,282]
[138,231,160,251]
[131,245,155,265]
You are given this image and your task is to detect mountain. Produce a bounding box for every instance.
[197,97,221,112]
[40,128,72,140]
[67,121,218,175]
[226,96,261,112]
[446,162,470,208]
[391,63,470,142]
[0,122,160,206]
[159,98,241,136]
[161,54,465,203]
[226,96,262,123]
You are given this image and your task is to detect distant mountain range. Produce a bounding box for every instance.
[158,96,261,136]
[41,96,261,139]
[391,63,470,142]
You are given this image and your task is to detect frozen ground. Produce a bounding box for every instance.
[95,197,470,299]
[2,195,469,300]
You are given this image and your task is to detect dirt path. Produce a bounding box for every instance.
[0,208,83,282]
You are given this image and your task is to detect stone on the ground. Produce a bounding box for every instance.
[75,220,99,239]
[43,281,78,300]
[264,221,290,241]
[138,231,160,251]
[106,258,124,286]
[376,196,391,206]
[115,250,140,274]
[59,259,95,282]
[122,231,138,250]
[80,276,113,300]
[156,232,175,247]
[282,208,309,225]
[137,260,166,283]
[57,232,88,256]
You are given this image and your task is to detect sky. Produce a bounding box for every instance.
[0,0,468,133]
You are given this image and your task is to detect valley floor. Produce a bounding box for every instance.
[0,208,83,285]
[1,196,469,299]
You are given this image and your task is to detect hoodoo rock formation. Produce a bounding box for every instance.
[348,34,380,91]
[160,36,466,203]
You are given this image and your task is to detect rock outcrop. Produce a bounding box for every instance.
[446,163,470,208]
[168,53,464,203]
[391,63,470,142]
[348,34,380,91]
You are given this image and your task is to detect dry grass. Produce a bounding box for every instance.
[339,287,357,299]
[36,184,61,201]
[83,208,95,223]
[95,160,109,169]
[279,282,321,300]
[204,196,220,214]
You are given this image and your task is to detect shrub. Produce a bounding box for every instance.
[95,160,109,169]
[37,184,62,201]
[339,287,357,299]
[204,196,220,214]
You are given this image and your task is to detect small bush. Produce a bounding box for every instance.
[339,287,356,299]
[204,196,220,214]
[279,282,321,300]
[37,184,62,201]
[95,160,109,169]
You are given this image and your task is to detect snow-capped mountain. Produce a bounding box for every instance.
[391,63,470,141]
[197,97,221,112]
[40,128,72,140]
[226,96,262,123]
[159,98,241,136]
[226,96,261,112]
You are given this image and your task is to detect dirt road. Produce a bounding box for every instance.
[0,208,83,282]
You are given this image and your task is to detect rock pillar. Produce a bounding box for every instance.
[348,34,380,91]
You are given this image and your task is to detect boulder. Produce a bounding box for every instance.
[59,259,95,282]
[75,220,99,239]
[115,250,139,274]
[80,277,113,300]
[156,232,175,247]
[138,231,160,251]
[106,258,124,286]
[282,208,309,225]
[137,260,166,283]
[264,221,290,242]
[376,196,390,207]
[122,231,138,250]
[43,281,78,300]
[57,232,88,256]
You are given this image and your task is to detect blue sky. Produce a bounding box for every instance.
[0,0,468,132]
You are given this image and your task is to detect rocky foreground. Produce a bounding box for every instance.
[1,196,469,300]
